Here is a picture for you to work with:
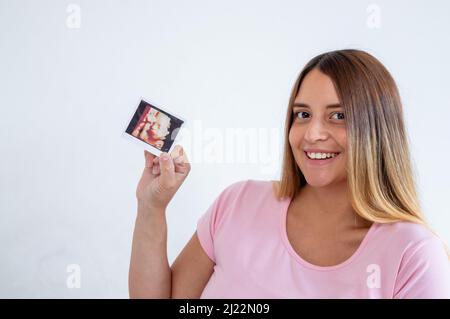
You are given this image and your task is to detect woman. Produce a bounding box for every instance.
[129,49,450,298]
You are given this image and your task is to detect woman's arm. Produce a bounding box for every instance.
[170,231,215,298]
[129,145,214,298]
[129,203,215,299]
[129,204,171,298]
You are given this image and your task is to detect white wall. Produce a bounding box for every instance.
[0,0,449,298]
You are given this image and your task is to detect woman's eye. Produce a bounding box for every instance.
[331,112,345,120]
[295,111,310,119]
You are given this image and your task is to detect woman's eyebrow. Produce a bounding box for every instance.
[292,103,342,109]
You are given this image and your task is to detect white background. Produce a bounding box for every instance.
[0,0,449,298]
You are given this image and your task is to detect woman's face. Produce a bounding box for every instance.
[289,68,348,188]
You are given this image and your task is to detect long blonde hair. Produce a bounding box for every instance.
[276,49,427,227]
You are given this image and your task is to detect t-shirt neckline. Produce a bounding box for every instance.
[279,196,377,271]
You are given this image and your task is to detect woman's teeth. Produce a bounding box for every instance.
[306,152,339,160]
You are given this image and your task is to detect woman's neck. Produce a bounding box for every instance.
[293,182,370,229]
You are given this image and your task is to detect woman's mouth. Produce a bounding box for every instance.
[303,151,341,166]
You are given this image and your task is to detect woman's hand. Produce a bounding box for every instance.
[136,145,191,212]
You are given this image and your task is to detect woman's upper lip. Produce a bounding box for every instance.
[303,149,341,153]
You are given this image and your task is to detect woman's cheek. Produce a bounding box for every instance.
[289,126,303,146]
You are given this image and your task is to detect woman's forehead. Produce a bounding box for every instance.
[296,70,339,106]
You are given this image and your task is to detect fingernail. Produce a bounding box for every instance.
[161,153,169,161]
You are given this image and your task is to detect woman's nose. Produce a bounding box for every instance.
[304,120,329,142]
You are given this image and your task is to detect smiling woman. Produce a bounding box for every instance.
[130,49,450,299]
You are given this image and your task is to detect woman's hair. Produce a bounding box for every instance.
[276,49,426,225]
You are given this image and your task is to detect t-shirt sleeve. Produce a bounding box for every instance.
[196,181,243,264]
[196,198,219,263]
[394,237,450,299]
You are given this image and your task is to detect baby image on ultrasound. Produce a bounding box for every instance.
[131,106,171,150]
[124,99,185,156]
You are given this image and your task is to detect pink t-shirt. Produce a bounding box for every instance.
[196,179,450,298]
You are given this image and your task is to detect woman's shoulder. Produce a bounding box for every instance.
[221,178,275,193]
[207,179,280,228]
[375,221,448,257]
[216,179,278,205]
[377,221,439,241]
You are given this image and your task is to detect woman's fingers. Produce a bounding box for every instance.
[151,157,185,176]
[173,156,184,164]
[170,145,184,158]
[149,145,188,176]
[173,148,190,175]
[144,150,155,168]
[158,152,177,190]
